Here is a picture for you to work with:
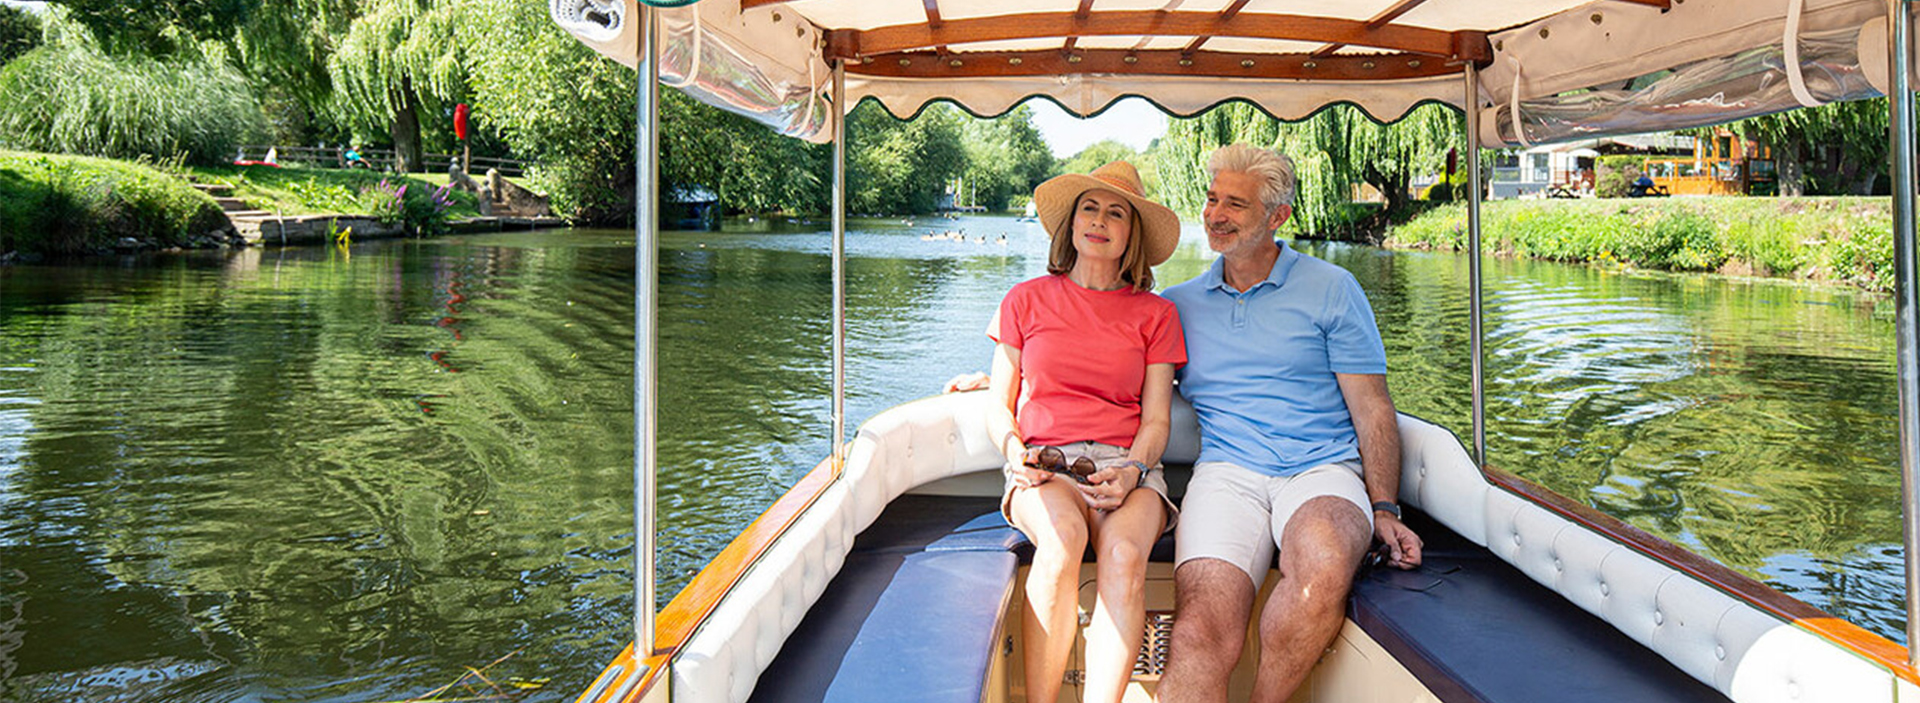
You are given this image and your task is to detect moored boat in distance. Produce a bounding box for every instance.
[551,2,1920,702]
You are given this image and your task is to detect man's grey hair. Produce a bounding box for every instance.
[1207,143,1296,211]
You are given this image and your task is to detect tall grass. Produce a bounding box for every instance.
[0,34,268,165]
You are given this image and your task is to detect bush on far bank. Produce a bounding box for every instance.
[0,150,228,254]
[1388,197,1894,292]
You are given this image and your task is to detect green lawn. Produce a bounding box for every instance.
[185,164,484,219]
[0,150,228,254]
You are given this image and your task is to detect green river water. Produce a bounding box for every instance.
[0,216,1903,701]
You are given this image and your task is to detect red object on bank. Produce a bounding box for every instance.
[454,104,471,141]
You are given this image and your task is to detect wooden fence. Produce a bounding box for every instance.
[236,145,530,178]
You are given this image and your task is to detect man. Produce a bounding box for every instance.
[1157,143,1422,703]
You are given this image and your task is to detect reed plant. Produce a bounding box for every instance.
[0,27,267,165]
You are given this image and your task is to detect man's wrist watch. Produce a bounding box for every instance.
[1371,501,1402,519]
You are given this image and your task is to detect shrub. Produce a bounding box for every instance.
[365,178,454,237]
[0,22,268,165]
[0,151,226,254]
[1830,217,1895,292]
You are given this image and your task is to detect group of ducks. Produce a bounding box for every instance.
[919,229,1008,245]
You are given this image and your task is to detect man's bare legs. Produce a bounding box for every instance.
[1248,497,1371,703]
[1081,489,1167,703]
[1159,558,1255,703]
[1008,480,1092,703]
[1160,496,1370,703]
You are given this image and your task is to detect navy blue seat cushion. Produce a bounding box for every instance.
[746,496,1020,703]
[1349,509,1731,703]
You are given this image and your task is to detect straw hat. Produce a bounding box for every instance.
[1033,161,1181,266]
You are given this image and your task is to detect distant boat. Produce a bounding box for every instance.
[1016,200,1038,222]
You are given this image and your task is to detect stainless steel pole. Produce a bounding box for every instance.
[1465,65,1487,467]
[831,61,848,461]
[634,4,660,664]
[1887,0,1920,671]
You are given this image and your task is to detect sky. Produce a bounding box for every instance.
[1026,97,1170,159]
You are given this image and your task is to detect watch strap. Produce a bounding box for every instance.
[1371,500,1402,519]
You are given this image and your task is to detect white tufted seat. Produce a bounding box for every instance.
[668,393,1907,703]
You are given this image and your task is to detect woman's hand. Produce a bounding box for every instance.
[1006,446,1054,488]
[1076,460,1143,510]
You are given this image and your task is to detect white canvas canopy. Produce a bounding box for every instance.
[552,0,1904,146]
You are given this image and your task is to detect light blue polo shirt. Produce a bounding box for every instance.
[1163,242,1387,477]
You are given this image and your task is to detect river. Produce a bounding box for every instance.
[0,216,1903,701]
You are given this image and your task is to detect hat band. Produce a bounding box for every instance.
[1090,173,1145,198]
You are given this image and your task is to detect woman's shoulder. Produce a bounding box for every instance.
[1005,273,1065,298]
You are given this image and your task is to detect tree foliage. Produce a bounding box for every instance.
[327,0,467,171]
[0,10,267,165]
[0,4,41,66]
[954,105,1053,211]
[1719,100,1887,196]
[1153,102,1462,234]
[49,0,255,55]
[847,102,967,215]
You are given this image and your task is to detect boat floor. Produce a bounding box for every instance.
[746,491,1730,703]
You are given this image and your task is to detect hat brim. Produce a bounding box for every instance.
[1033,174,1182,267]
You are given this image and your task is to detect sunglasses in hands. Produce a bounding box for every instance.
[1024,446,1099,485]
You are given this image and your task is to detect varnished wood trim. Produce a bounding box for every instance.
[1610,0,1673,8]
[848,48,1459,82]
[739,0,787,10]
[832,11,1467,60]
[1483,465,1919,686]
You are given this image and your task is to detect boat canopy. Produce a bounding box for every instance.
[551,0,1903,146]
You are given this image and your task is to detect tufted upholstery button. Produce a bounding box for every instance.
[1511,533,1522,545]
[1599,582,1610,596]
[1653,610,1664,625]
[1553,558,1563,572]
[1419,466,1428,477]
[947,432,958,444]
[1714,645,1725,660]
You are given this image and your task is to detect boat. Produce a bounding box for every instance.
[547,1,1920,702]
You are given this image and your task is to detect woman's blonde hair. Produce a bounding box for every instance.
[1046,191,1155,292]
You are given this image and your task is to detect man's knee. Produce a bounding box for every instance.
[1174,560,1254,650]
[1282,496,1371,565]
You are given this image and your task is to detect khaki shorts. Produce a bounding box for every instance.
[1173,459,1372,587]
[1001,441,1179,534]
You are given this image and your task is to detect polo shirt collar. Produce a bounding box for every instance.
[1204,240,1299,293]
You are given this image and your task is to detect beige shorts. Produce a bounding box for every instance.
[1173,459,1372,586]
[1001,441,1179,534]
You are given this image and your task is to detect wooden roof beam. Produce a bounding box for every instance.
[1179,0,1251,56]
[848,48,1460,82]
[1062,0,1098,53]
[1311,0,1431,60]
[831,11,1478,61]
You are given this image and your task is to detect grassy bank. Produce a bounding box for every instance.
[184,165,484,220]
[0,150,229,255]
[1388,198,1894,292]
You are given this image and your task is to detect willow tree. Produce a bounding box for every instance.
[235,0,359,142]
[1154,102,1463,235]
[1721,99,1887,196]
[328,0,464,172]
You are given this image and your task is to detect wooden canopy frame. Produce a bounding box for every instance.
[737,0,1679,80]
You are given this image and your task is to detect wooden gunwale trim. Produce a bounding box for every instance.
[828,11,1469,60]
[1610,0,1674,8]
[1482,465,1919,686]
[847,48,1458,81]
[586,453,843,703]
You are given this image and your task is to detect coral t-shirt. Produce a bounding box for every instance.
[988,274,1187,447]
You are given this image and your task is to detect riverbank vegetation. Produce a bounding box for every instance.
[0,150,229,255]
[1388,198,1895,292]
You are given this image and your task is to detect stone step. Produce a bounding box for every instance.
[214,197,253,211]
[225,210,275,220]
[192,183,234,195]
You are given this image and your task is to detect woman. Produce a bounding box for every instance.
[985,160,1185,703]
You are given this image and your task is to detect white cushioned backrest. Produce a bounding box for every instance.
[1394,414,1488,547]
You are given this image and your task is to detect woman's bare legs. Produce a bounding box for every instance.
[1009,479,1094,703]
[1082,489,1167,703]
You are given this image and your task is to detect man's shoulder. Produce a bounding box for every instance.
[1163,276,1208,305]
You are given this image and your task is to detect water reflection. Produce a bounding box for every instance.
[0,220,1907,702]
